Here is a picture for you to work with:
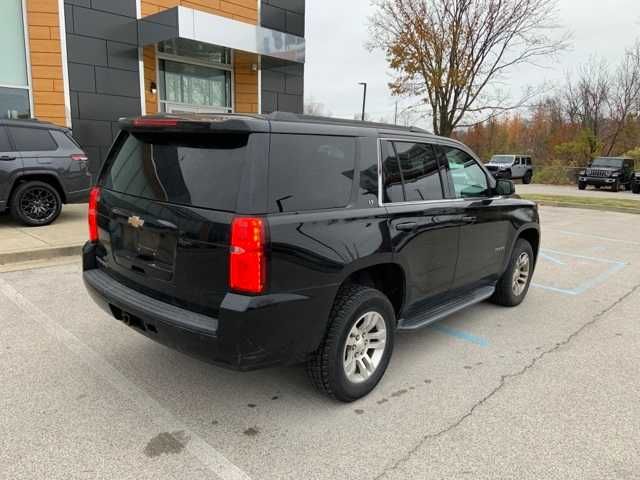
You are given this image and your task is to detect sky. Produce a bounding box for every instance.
[304,0,640,126]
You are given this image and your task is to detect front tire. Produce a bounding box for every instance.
[578,182,586,190]
[306,285,395,402]
[491,239,534,307]
[612,181,619,192]
[10,181,62,227]
[632,183,640,194]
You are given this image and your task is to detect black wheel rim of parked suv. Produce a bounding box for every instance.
[20,187,57,222]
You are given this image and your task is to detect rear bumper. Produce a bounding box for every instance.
[82,243,335,370]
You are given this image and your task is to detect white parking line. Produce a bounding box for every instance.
[0,277,253,480]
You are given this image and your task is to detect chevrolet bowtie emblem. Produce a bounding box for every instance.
[128,215,145,229]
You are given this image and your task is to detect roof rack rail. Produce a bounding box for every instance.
[266,111,430,134]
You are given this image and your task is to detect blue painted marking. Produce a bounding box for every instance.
[533,248,626,296]
[428,324,489,347]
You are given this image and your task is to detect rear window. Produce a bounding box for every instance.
[268,134,356,213]
[101,131,252,211]
[9,126,57,151]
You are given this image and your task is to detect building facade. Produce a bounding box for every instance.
[1,0,305,176]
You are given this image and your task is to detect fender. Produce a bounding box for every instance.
[6,169,67,203]
[502,223,541,275]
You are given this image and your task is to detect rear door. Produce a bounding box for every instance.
[0,126,20,206]
[95,128,268,316]
[438,144,511,289]
[382,139,460,312]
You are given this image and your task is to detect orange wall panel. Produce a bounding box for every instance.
[26,0,66,126]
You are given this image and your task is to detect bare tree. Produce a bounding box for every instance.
[304,97,330,116]
[606,41,640,155]
[368,0,569,136]
[563,59,610,142]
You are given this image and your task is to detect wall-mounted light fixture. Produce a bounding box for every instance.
[150,82,158,95]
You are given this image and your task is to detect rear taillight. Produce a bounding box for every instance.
[71,154,88,161]
[88,186,101,243]
[229,217,266,294]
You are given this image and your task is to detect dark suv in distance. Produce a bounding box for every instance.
[83,113,540,402]
[578,157,634,192]
[632,170,640,194]
[0,119,91,226]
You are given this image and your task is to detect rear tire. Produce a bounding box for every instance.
[578,182,586,190]
[522,171,533,184]
[632,183,640,194]
[491,239,534,307]
[10,180,62,227]
[306,285,395,402]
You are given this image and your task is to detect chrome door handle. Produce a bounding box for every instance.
[0,155,16,161]
[462,216,477,224]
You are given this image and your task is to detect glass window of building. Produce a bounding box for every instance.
[0,0,30,119]
[157,39,232,114]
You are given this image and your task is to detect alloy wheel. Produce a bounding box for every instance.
[512,252,531,296]
[342,311,387,383]
[20,187,58,223]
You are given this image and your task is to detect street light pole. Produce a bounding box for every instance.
[358,82,367,121]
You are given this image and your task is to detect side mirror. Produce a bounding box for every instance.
[496,179,515,196]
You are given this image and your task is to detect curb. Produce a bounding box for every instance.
[0,245,82,266]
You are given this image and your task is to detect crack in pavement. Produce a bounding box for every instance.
[373,282,640,480]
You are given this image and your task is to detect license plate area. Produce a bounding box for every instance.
[113,221,177,281]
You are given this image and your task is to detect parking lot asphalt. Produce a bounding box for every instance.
[1,205,639,480]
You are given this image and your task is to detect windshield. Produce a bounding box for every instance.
[591,158,623,168]
[489,155,514,164]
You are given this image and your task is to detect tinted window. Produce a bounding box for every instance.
[381,141,404,203]
[9,126,57,151]
[0,127,12,151]
[443,146,490,198]
[394,142,444,201]
[268,134,356,212]
[102,131,252,212]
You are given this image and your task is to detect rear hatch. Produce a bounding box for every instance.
[94,116,269,316]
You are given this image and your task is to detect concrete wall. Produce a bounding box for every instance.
[63,0,141,180]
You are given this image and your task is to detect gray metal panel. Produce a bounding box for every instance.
[90,0,136,17]
[66,34,108,66]
[261,0,305,36]
[261,4,286,32]
[73,119,114,146]
[77,92,140,122]
[68,63,96,93]
[95,67,140,98]
[106,41,139,71]
[73,6,138,45]
[285,11,304,37]
[266,0,305,15]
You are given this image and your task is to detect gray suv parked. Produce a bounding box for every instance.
[0,119,91,226]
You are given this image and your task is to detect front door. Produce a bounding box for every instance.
[0,126,21,208]
[437,144,511,289]
[381,140,460,313]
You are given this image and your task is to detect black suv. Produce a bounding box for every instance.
[0,119,91,226]
[83,113,540,401]
[578,157,634,192]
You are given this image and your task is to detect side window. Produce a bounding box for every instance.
[514,157,521,165]
[442,146,490,198]
[0,127,12,151]
[268,134,356,212]
[381,141,404,203]
[526,158,531,166]
[394,142,444,201]
[8,126,57,151]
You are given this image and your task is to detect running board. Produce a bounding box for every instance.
[397,286,495,331]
